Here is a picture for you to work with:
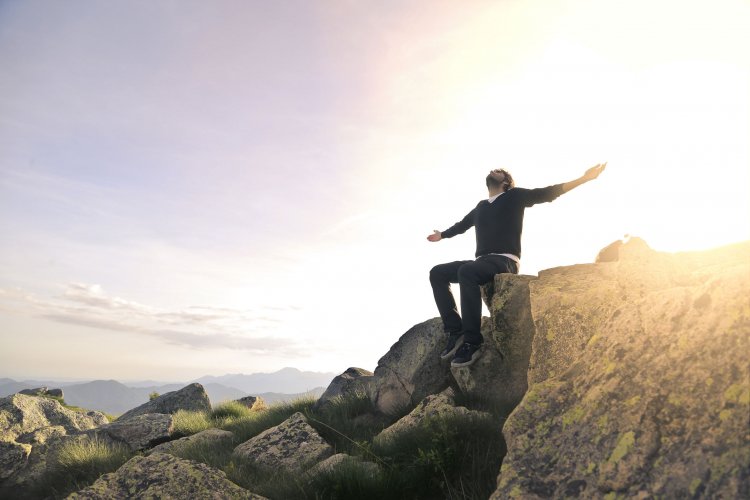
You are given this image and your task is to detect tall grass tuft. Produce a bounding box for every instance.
[210,400,253,420]
[172,409,212,437]
[32,436,134,498]
[372,412,506,499]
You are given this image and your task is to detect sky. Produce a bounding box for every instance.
[1,0,748,382]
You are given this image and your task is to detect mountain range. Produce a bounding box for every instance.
[0,367,336,415]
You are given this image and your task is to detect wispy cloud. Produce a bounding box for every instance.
[0,284,303,355]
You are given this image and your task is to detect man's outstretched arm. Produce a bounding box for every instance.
[561,162,607,193]
[426,208,476,242]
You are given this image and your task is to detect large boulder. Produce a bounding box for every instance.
[373,389,490,446]
[451,274,537,413]
[0,394,106,442]
[369,318,451,415]
[67,452,266,499]
[233,412,333,473]
[88,413,174,451]
[493,240,750,498]
[4,414,173,492]
[315,367,373,410]
[117,383,210,421]
[0,394,107,484]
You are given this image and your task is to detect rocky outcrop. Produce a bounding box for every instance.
[235,396,267,412]
[233,412,333,473]
[369,318,451,415]
[4,413,174,491]
[67,452,266,499]
[374,389,490,446]
[452,274,537,412]
[315,367,373,410]
[493,239,750,498]
[149,428,234,456]
[0,394,107,483]
[117,383,211,421]
[0,394,106,442]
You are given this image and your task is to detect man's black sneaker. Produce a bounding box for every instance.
[440,332,464,360]
[451,342,482,367]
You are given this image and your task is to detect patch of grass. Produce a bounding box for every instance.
[222,396,316,443]
[172,409,212,437]
[120,393,504,500]
[211,400,253,420]
[372,412,506,499]
[304,459,393,500]
[32,436,135,498]
[306,391,386,459]
[168,438,235,470]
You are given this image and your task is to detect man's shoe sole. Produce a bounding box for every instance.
[440,335,464,361]
[450,346,482,368]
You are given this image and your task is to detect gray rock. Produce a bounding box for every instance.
[373,390,490,446]
[0,394,105,442]
[493,240,750,499]
[233,412,333,473]
[89,413,174,451]
[235,396,267,412]
[117,383,211,421]
[315,367,373,410]
[46,388,64,398]
[451,274,537,413]
[148,428,234,455]
[18,387,47,396]
[67,452,266,499]
[369,318,451,415]
[0,440,31,480]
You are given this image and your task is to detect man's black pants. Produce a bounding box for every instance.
[429,255,519,345]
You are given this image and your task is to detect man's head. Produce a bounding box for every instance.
[486,168,515,193]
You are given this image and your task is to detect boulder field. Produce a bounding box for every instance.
[0,238,747,498]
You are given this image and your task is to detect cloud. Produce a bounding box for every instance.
[0,283,303,355]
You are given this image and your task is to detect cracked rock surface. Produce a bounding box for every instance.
[368,318,451,415]
[493,239,750,499]
[233,412,333,473]
[67,452,266,499]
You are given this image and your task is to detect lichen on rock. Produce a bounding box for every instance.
[492,240,750,499]
[232,412,333,473]
[67,452,265,499]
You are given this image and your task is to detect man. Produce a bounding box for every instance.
[427,163,607,367]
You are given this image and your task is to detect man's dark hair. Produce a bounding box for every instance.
[486,169,515,192]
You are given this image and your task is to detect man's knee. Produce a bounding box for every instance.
[457,263,478,284]
[429,265,445,283]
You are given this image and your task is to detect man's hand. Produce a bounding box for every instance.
[427,230,442,242]
[561,162,608,193]
[583,162,607,181]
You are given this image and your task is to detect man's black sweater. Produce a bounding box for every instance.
[440,184,564,258]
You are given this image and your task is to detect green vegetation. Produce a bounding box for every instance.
[24,392,506,499]
[166,392,506,500]
[30,436,134,499]
[149,391,160,400]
